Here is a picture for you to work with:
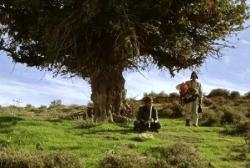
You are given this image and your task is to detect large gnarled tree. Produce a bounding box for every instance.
[0,0,249,121]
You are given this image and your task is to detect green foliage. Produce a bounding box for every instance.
[43,151,84,168]
[208,88,230,97]
[234,122,250,135]
[203,97,214,106]
[230,91,241,99]
[0,109,249,168]
[100,143,206,168]
[99,154,152,168]
[220,107,244,125]
[0,148,84,168]
[169,92,179,98]
[152,143,206,168]
[244,92,250,98]
[158,103,183,118]
[0,0,249,77]
[25,104,35,110]
[144,91,168,98]
[200,110,221,126]
[49,99,63,108]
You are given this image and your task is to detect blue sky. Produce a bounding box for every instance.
[1,9,250,107]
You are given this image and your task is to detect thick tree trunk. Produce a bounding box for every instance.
[90,69,127,122]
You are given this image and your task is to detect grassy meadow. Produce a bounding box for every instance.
[0,89,250,168]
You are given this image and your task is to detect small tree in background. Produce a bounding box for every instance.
[244,92,250,98]
[208,88,230,98]
[0,0,249,121]
[230,91,241,99]
[49,99,63,108]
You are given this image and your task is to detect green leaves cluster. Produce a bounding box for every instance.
[0,0,249,77]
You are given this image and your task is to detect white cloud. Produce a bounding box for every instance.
[201,76,249,95]
[240,39,250,45]
[0,76,91,107]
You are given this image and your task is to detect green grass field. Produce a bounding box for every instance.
[0,111,249,168]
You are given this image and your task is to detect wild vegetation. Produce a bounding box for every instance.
[0,88,250,167]
[1,0,249,121]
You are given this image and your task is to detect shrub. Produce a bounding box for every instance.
[234,122,250,135]
[0,148,84,168]
[244,92,250,98]
[158,103,183,118]
[245,108,250,118]
[169,103,183,118]
[25,104,35,110]
[169,92,179,98]
[152,143,206,168]
[0,148,44,168]
[99,154,152,168]
[158,91,168,97]
[199,111,221,127]
[38,105,47,110]
[203,98,213,106]
[230,91,241,99]
[208,89,230,98]
[43,151,83,168]
[49,99,63,108]
[220,108,243,125]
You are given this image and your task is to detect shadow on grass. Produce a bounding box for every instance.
[72,121,136,135]
[74,123,101,129]
[0,116,23,127]
[228,144,250,162]
[49,145,82,151]
[45,119,64,123]
[76,128,134,136]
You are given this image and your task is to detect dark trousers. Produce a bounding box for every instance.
[134,120,161,132]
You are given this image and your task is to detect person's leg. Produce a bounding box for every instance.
[134,121,147,132]
[191,102,199,126]
[184,103,191,126]
[134,120,142,132]
[150,122,161,132]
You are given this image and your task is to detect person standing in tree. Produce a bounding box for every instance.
[176,72,203,126]
[134,96,161,132]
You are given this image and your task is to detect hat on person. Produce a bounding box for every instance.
[191,71,198,79]
[143,96,153,103]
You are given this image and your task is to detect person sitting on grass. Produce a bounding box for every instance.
[134,96,161,132]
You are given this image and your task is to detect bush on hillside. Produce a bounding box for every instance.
[99,154,152,168]
[25,104,35,111]
[203,98,214,106]
[245,108,250,118]
[100,143,206,168]
[152,143,206,168]
[234,122,250,135]
[43,151,83,168]
[220,107,244,125]
[144,91,168,98]
[169,92,179,98]
[199,111,221,126]
[49,99,63,108]
[0,148,84,168]
[230,91,241,99]
[244,92,250,98]
[158,103,183,118]
[208,89,230,98]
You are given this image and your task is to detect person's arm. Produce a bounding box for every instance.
[198,83,202,105]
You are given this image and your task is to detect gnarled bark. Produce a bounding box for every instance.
[90,69,128,122]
